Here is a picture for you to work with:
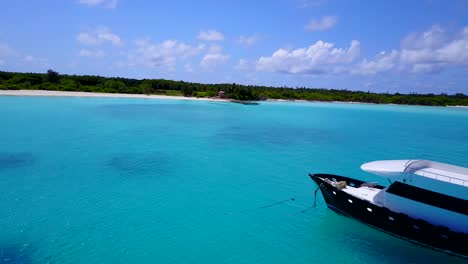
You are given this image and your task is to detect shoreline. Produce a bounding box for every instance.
[0,90,230,102]
[0,90,366,105]
[447,105,468,108]
[1,90,467,108]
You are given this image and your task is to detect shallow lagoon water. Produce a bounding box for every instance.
[0,96,467,264]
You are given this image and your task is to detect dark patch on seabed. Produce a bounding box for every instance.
[0,244,32,264]
[107,152,172,177]
[217,125,336,147]
[0,153,35,171]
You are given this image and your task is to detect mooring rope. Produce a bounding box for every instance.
[295,184,325,214]
[256,198,295,209]
[224,197,296,215]
[300,205,316,214]
[224,185,325,216]
[312,184,322,208]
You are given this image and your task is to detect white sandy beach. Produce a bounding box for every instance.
[0,90,310,104]
[447,105,468,108]
[0,90,230,102]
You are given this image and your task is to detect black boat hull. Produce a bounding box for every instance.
[310,173,468,259]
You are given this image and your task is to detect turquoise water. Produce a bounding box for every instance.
[1,96,467,264]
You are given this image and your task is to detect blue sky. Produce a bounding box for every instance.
[1,0,468,94]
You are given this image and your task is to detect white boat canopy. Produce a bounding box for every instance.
[361,160,468,187]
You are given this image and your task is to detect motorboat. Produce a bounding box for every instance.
[309,160,468,258]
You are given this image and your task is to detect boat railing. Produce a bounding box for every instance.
[403,159,428,173]
[403,159,415,168]
[417,169,468,187]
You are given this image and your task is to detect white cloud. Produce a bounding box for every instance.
[354,50,399,75]
[354,25,468,74]
[77,33,99,45]
[24,55,34,61]
[255,25,468,77]
[256,40,360,74]
[130,39,204,69]
[0,43,18,57]
[22,55,49,67]
[198,30,224,41]
[79,49,106,57]
[237,35,260,46]
[184,63,194,73]
[297,0,327,8]
[305,16,338,32]
[78,0,118,8]
[207,44,222,54]
[200,54,229,69]
[235,59,259,82]
[401,25,446,50]
[77,27,122,46]
[200,45,229,70]
[0,43,48,67]
[400,26,468,72]
[235,59,251,70]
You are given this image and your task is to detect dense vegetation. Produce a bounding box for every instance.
[1,70,467,106]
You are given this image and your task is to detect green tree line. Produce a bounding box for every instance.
[0,70,467,106]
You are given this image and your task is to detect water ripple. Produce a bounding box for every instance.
[106,152,172,177]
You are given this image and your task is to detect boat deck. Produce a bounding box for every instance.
[341,185,383,205]
[318,176,384,205]
[415,167,468,186]
[361,159,468,187]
